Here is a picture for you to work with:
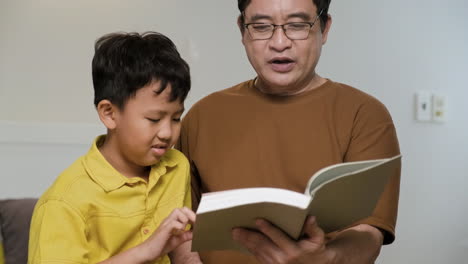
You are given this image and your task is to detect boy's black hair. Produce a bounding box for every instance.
[92,31,190,108]
[238,0,331,32]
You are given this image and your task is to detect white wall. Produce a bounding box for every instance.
[320,1,468,263]
[1,0,467,263]
[0,0,254,123]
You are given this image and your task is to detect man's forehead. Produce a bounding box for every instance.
[244,0,317,19]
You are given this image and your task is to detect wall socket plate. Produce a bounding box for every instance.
[415,91,446,123]
[415,91,432,122]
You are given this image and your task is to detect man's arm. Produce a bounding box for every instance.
[327,224,383,263]
[232,216,382,264]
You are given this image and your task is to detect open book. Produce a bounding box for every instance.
[191,155,401,252]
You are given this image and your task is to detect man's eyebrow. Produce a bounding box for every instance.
[287,12,312,21]
[247,13,272,22]
[246,12,312,23]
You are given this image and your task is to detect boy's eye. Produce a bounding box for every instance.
[173,118,181,122]
[147,118,160,123]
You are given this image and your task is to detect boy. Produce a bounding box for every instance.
[28,32,201,264]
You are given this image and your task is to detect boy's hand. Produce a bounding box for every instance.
[97,207,198,264]
[140,207,196,261]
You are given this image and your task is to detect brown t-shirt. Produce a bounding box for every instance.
[178,79,401,263]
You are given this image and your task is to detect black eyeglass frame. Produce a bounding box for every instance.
[243,9,324,40]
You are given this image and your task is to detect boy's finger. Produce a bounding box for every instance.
[180,207,196,222]
[171,228,185,236]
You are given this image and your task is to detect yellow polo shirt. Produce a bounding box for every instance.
[28,136,191,264]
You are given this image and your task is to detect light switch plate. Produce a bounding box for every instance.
[432,94,446,122]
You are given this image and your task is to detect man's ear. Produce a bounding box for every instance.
[321,14,332,45]
[237,15,246,45]
[97,100,118,130]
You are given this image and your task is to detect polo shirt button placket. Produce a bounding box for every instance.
[142,227,150,236]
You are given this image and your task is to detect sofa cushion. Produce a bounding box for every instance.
[0,198,38,264]
[1,242,5,264]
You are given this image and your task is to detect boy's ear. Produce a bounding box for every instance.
[97,100,118,130]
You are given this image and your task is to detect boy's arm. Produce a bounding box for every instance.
[169,241,203,263]
[98,241,202,264]
[28,200,89,263]
[96,245,150,264]
[98,207,197,264]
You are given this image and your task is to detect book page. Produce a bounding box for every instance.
[197,187,311,213]
[193,202,310,251]
[307,155,401,233]
[305,158,391,195]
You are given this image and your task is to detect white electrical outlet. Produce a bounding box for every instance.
[415,91,432,122]
[432,94,446,122]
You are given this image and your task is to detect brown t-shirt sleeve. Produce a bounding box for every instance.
[341,97,401,244]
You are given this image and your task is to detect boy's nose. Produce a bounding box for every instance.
[157,122,172,141]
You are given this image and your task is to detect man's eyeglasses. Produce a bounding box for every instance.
[243,9,324,40]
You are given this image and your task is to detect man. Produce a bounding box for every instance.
[178,0,401,263]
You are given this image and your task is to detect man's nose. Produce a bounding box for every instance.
[269,26,292,51]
